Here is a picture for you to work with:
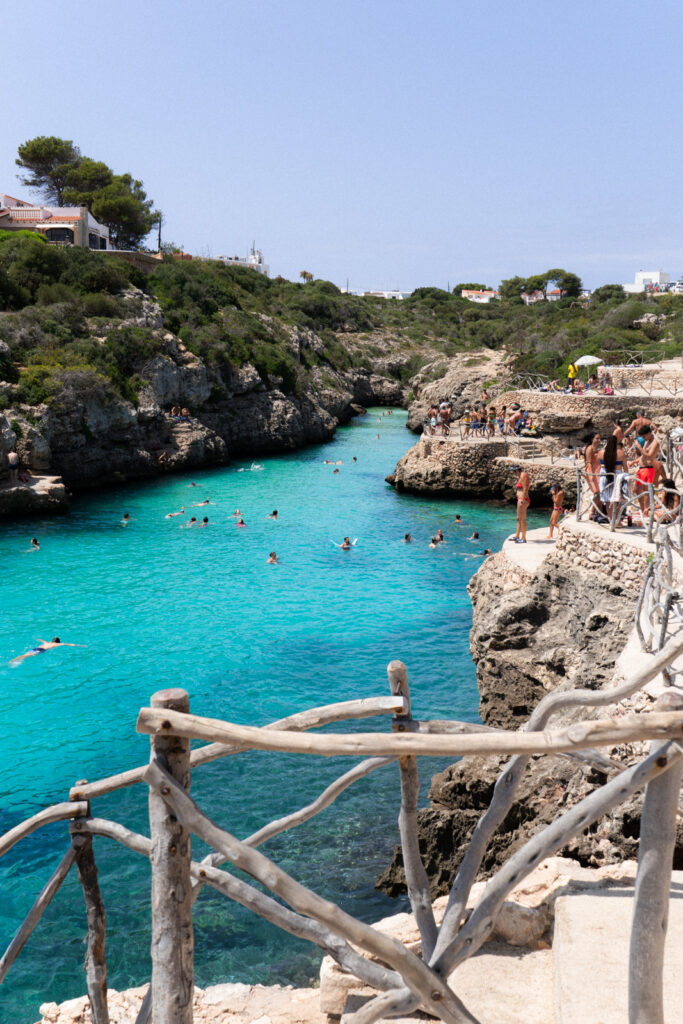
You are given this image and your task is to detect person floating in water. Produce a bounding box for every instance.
[165,507,185,518]
[333,468,340,474]
[182,516,198,528]
[198,516,209,527]
[267,510,279,519]
[436,529,445,543]
[267,551,279,563]
[236,518,247,527]
[429,537,438,549]
[332,536,356,550]
[469,531,479,540]
[192,498,213,506]
[121,513,131,525]
[232,509,242,517]
[352,457,357,463]
[453,515,464,524]
[483,548,492,555]
[403,533,412,543]
[10,637,86,666]
[28,538,40,551]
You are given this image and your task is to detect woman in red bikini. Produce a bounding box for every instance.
[547,484,565,539]
[511,466,531,543]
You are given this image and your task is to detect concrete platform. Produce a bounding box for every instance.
[554,880,683,1024]
[502,526,556,573]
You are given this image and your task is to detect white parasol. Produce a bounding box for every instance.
[574,355,604,367]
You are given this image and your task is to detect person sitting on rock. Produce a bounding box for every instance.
[654,478,680,523]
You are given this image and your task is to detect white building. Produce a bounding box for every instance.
[217,242,269,276]
[623,270,670,294]
[0,191,110,249]
[461,289,498,304]
[360,290,410,300]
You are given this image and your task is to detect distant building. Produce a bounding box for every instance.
[624,270,671,294]
[216,242,269,276]
[461,289,498,304]
[0,192,110,249]
[360,290,410,300]
[546,288,563,302]
[521,290,545,305]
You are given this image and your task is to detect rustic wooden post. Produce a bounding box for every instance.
[148,689,194,1024]
[387,660,437,961]
[69,785,109,1024]
[629,692,683,1024]
[575,465,582,521]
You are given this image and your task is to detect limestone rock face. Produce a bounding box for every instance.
[406,350,510,431]
[376,547,675,900]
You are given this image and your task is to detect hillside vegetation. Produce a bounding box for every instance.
[1,232,683,412]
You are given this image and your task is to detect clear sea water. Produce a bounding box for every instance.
[0,409,543,1022]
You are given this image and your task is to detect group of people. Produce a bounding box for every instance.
[170,406,194,424]
[582,412,680,525]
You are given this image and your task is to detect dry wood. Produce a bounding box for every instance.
[73,833,109,1024]
[0,843,77,986]
[75,818,400,997]
[145,758,478,1024]
[0,801,88,860]
[430,632,683,968]
[242,756,395,848]
[148,689,194,1024]
[71,696,407,802]
[435,741,683,978]
[629,693,683,1024]
[388,661,437,961]
[136,707,683,758]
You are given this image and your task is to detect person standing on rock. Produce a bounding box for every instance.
[584,434,603,519]
[7,450,19,486]
[511,466,530,543]
[547,485,565,538]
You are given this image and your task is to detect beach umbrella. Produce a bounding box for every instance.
[574,355,603,366]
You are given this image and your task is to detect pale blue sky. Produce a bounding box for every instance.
[2,0,682,291]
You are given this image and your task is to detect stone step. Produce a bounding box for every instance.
[341,945,556,1023]
[553,879,683,1024]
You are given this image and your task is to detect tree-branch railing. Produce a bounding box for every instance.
[3,642,683,1022]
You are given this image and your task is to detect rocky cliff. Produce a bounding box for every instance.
[0,293,415,512]
[377,531,683,899]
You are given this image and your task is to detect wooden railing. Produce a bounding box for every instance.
[2,654,683,1023]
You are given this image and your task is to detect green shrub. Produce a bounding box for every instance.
[10,418,23,437]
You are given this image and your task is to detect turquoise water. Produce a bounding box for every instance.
[0,410,543,1022]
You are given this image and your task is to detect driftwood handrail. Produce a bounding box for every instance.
[2,639,683,1024]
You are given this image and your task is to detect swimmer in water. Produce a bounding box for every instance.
[267,551,279,564]
[469,531,479,540]
[352,457,357,463]
[436,529,445,543]
[28,538,40,551]
[429,537,438,549]
[192,498,213,506]
[267,510,279,519]
[198,516,209,527]
[332,536,356,550]
[333,468,340,474]
[10,637,86,666]
[453,515,464,524]
[403,533,412,543]
[324,459,334,464]
[122,513,131,525]
[232,509,242,517]
[182,516,198,527]
[483,548,492,555]
[236,518,247,527]
[165,507,185,518]
[376,434,380,439]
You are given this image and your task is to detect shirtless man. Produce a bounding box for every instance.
[634,426,661,513]
[584,434,603,518]
[10,637,85,666]
[624,411,655,441]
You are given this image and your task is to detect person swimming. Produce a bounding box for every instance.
[403,533,412,543]
[332,536,356,550]
[267,551,279,564]
[469,531,479,540]
[267,510,279,519]
[192,498,213,506]
[483,548,492,555]
[121,513,131,525]
[182,516,198,527]
[352,457,357,463]
[198,516,209,527]
[429,537,438,549]
[236,518,247,527]
[165,507,185,518]
[453,515,464,524]
[10,637,86,666]
[333,468,340,474]
[232,509,242,517]
[436,529,445,543]
[28,538,40,551]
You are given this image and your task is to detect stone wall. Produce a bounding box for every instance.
[554,521,652,594]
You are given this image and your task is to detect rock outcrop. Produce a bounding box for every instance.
[378,527,683,900]
[407,349,509,431]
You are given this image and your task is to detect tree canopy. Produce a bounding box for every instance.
[15,136,159,250]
